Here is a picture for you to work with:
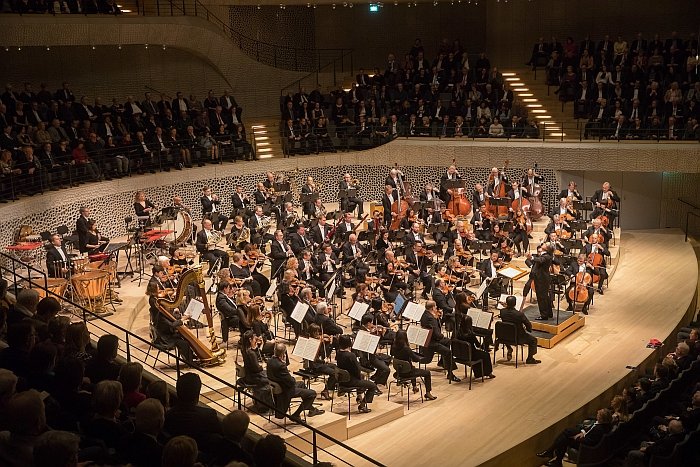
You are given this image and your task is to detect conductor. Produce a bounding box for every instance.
[525,244,554,320]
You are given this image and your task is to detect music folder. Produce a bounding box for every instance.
[352,330,380,354]
[406,324,432,347]
[467,308,493,329]
[348,301,370,321]
[290,301,310,324]
[292,336,322,361]
[497,294,525,311]
[184,299,205,322]
[401,301,425,322]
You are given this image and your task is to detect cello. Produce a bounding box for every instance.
[446,159,472,217]
[568,268,592,305]
[390,165,414,231]
[586,234,605,284]
[485,160,510,218]
[527,164,545,220]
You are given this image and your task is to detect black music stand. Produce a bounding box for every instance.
[273,182,290,193]
[550,273,568,325]
[300,193,319,205]
[275,193,293,205]
[492,198,511,220]
[469,239,490,259]
[412,201,430,218]
[326,210,339,221]
[562,238,583,253]
[442,179,466,191]
[574,200,592,219]
[388,230,405,244]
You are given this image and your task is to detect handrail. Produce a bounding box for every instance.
[0,251,384,466]
[679,197,700,242]
[137,0,351,74]
[280,48,355,95]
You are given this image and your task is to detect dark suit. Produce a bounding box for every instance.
[526,252,554,318]
[195,229,229,269]
[420,311,456,376]
[76,215,91,253]
[499,306,538,359]
[338,180,363,215]
[200,195,228,231]
[310,223,332,245]
[270,239,291,279]
[46,245,71,278]
[548,422,612,462]
[267,355,316,417]
[230,192,251,220]
[118,431,163,467]
[341,241,368,282]
[336,349,376,403]
[289,232,313,256]
[216,292,239,343]
[163,402,222,452]
[590,189,620,221]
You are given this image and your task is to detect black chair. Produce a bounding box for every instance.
[576,425,618,467]
[493,321,526,368]
[451,339,484,390]
[330,368,362,420]
[235,363,273,421]
[144,324,178,368]
[268,380,306,425]
[387,359,423,410]
[648,429,698,467]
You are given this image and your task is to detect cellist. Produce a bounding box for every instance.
[591,182,620,223]
[583,233,608,295]
[564,253,594,315]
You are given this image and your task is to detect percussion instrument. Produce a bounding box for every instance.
[33,278,68,300]
[154,208,193,245]
[72,256,90,273]
[72,270,110,313]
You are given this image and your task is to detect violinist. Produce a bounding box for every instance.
[306,324,338,401]
[439,164,462,203]
[247,303,275,357]
[289,224,315,257]
[147,265,171,298]
[243,244,270,293]
[316,242,340,286]
[545,214,572,239]
[405,241,434,300]
[301,176,318,219]
[404,221,426,247]
[471,205,493,242]
[400,208,417,231]
[157,255,180,287]
[454,314,496,379]
[583,218,612,246]
[357,315,391,388]
[381,185,397,228]
[432,278,455,324]
[454,291,492,351]
[390,330,437,400]
[583,234,608,295]
[229,252,262,297]
[443,255,470,284]
[472,183,487,215]
[235,288,254,335]
[591,182,620,222]
[511,209,530,257]
[341,233,369,284]
[216,281,240,343]
[521,167,544,189]
[420,301,460,382]
[564,253,594,315]
[449,220,475,262]
[491,223,514,262]
[314,301,343,338]
[339,173,363,216]
[375,230,391,256]
[382,249,409,296]
[298,286,319,328]
[146,278,194,366]
[298,249,325,297]
[479,250,505,296]
[558,181,583,202]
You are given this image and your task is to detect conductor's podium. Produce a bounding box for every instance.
[521,305,586,349]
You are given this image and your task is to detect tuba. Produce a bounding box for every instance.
[154,266,225,366]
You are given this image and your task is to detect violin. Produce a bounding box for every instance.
[417,249,434,258]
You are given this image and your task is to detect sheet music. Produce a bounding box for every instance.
[265,278,277,297]
[184,299,204,321]
[406,324,432,347]
[402,301,425,321]
[496,294,524,311]
[352,330,380,354]
[290,301,310,323]
[348,301,370,321]
[326,280,337,300]
[292,336,321,361]
[498,266,525,280]
[476,278,490,298]
[467,308,494,329]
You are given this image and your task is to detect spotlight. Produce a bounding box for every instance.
[17,47,21,51]
[349,2,353,7]
[118,44,122,50]
[91,45,96,50]
[307,2,311,7]
[257,4,261,9]
[162,44,166,50]
[332,3,336,8]
[46,46,50,51]
[145,44,149,49]
[5,47,9,52]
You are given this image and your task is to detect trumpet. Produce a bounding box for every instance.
[352,178,359,186]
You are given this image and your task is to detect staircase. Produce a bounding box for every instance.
[501,67,582,140]
[251,118,283,159]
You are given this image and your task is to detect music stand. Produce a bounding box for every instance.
[442,179,466,190]
[326,210,339,221]
[275,193,293,205]
[492,198,511,220]
[338,188,358,199]
[300,193,319,205]
[562,238,583,253]
[469,239,490,260]
[273,182,290,193]
[388,230,405,243]
[550,273,568,324]
[412,201,430,215]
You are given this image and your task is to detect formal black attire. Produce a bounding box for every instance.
[439,172,462,203]
[76,214,91,253]
[545,422,612,463]
[339,180,363,215]
[201,195,228,231]
[215,292,239,343]
[341,241,369,283]
[336,349,377,403]
[300,184,317,218]
[229,263,262,297]
[583,243,608,291]
[590,189,620,222]
[149,295,194,365]
[454,326,493,378]
[479,258,505,297]
[527,252,554,318]
[163,400,222,452]
[267,355,316,418]
[289,232,314,256]
[419,311,457,377]
[564,263,594,314]
[297,257,325,297]
[499,305,538,359]
[270,238,292,279]
[230,192,251,220]
[391,344,433,392]
[195,229,229,269]
[242,347,274,410]
[46,244,71,278]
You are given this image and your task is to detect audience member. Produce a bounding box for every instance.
[118,398,165,467]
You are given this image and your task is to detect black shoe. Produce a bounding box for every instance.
[358,404,371,414]
[546,459,563,467]
[448,374,461,383]
[320,390,331,400]
[373,388,383,396]
[308,407,325,417]
[526,358,542,364]
[506,350,513,361]
[536,450,552,459]
[582,308,589,315]
[535,316,547,321]
[487,373,496,379]
[425,393,437,400]
[565,305,573,311]
[289,414,303,424]
[598,288,604,295]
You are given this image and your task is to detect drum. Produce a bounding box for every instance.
[72,271,109,312]
[72,256,90,274]
[155,208,193,245]
[33,278,68,299]
[86,260,117,283]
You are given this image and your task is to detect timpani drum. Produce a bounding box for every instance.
[71,271,110,312]
[34,278,68,299]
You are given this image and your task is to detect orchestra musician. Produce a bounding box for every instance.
[289,224,315,256]
[381,185,397,228]
[84,220,108,254]
[242,243,270,293]
[249,205,274,247]
[583,218,612,246]
[310,215,332,246]
[230,185,252,221]
[384,168,402,197]
[404,222,426,247]
[247,303,275,357]
[335,212,356,243]
[419,182,440,206]
[486,166,509,199]
[545,214,572,238]
[301,176,319,219]
[195,218,229,270]
[564,253,594,315]
[262,171,276,190]
[499,295,540,364]
[270,229,294,279]
[298,249,325,297]
[541,232,569,256]
[432,278,455,323]
[229,252,262,297]
[454,313,496,379]
[366,210,385,247]
[134,191,156,223]
[471,205,493,242]
[228,216,249,251]
[558,181,583,202]
[479,250,505,297]
[336,334,377,414]
[171,195,192,214]
[376,230,391,255]
[583,234,608,295]
[472,183,487,215]
[525,244,555,320]
[76,206,92,253]
[591,182,620,222]
[253,182,272,209]
[147,267,194,365]
[405,241,434,299]
[341,233,369,284]
[507,181,530,209]
[390,330,437,400]
[382,249,409,296]
[46,234,71,278]
[277,202,299,233]
[521,167,544,189]
[236,288,254,335]
[420,300,460,382]
[200,186,228,232]
[492,224,514,262]
[552,197,578,221]
[357,314,391,387]
[510,209,530,257]
[240,330,274,415]
[312,198,327,220]
[439,164,461,203]
[306,323,338,401]
[215,281,240,343]
[339,173,363,216]
[316,243,340,287]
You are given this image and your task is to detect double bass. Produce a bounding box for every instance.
[390,165,414,231]
[528,164,545,220]
[485,160,510,218]
[154,266,226,366]
[446,159,472,217]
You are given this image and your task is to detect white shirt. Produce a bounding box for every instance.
[56,246,67,262]
[207,196,218,212]
[178,99,187,112]
[489,260,498,278]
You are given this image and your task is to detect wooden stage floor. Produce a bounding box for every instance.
[77,228,697,467]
